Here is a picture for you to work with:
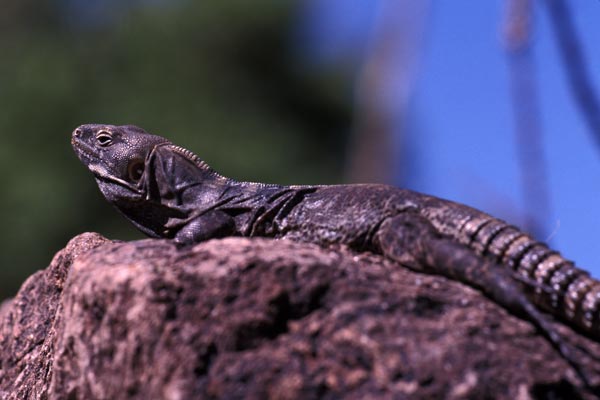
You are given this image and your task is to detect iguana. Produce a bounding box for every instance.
[71,123,600,391]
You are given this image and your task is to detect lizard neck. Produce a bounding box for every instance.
[164,144,232,184]
[164,144,292,191]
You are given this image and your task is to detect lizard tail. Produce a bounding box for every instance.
[459,216,600,340]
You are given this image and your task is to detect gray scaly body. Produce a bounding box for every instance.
[72,123,600,391]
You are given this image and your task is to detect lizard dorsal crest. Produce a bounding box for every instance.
[165,144,229,182]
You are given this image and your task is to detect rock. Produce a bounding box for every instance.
[0,233,599,399]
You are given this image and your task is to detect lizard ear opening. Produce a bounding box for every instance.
[127,159,145,182]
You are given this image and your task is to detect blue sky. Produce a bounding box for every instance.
[298,0,600,276]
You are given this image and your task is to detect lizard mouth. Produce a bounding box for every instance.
[72,139,144,193]
[71,138,99,163]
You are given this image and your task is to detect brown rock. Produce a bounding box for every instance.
[0,233,599,399]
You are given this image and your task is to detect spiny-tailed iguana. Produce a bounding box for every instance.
[71,123,600,392]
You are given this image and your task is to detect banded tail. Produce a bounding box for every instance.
[459,214,600,338]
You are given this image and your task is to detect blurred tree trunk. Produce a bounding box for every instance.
[503,0,552,239]
[544,0,600,152]
[346,1,429,184]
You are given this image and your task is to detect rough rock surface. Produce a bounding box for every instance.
[1,233,600,399]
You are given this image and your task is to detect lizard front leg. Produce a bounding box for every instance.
[374,213,596,392]
[173,210,235,246]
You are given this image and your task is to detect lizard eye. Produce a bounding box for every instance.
[96,131,113,147]
[128,159,145,182]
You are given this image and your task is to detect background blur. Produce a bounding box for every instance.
[1,0,599,299]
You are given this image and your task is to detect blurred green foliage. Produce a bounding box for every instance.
[0,0,352,298]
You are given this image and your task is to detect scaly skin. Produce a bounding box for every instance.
[71,123,600,391]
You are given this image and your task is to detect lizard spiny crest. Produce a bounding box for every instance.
[167,143,281,189]
[166,144,229,182]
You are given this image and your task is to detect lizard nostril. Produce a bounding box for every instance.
[73,128,82,138]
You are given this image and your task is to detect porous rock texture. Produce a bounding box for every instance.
[0,233,599,399]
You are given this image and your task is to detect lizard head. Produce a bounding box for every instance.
[71,124,170,194]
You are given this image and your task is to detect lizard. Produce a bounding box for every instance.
[71,123,600,392]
